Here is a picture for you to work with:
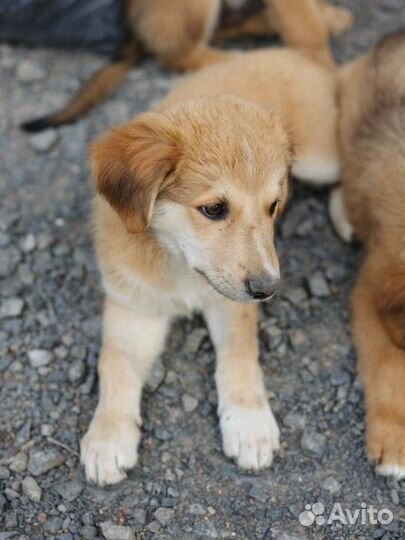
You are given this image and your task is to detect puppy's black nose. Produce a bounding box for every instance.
[245,277,279,300]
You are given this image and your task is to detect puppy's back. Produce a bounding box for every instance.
[339,29,405,244]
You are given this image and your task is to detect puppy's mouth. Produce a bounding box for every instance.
[194,267,278,303]
[194,268,232,299]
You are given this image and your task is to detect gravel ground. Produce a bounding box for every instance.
[0,2,404,539]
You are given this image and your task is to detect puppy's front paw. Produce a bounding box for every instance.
[81,414,140,485]
[220,404,280,470]
[367,413,405,480]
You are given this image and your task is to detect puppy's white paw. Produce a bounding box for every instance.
[376,463,405,480]
[81,415,140,485]
[220,404,280,470]
[292,157,340,186]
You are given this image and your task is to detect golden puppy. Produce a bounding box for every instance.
[329,30,405,479]
[80,46,339,485]
[21,0,352,132]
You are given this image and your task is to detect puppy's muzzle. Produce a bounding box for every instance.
[245,277,280,300]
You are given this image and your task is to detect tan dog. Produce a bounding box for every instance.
[329,30,405,479]
[21,0,352,132]
[80,46,339,485]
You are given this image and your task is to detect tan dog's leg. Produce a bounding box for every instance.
[204,301,280,470]
[215,10,278,41]
[81,299,169,485]
[216,1,352,42]
[162,44,237,71]
[352,262,405,479]
[329,187,354,242]
[320,2,353,36]
[267,0,334,69]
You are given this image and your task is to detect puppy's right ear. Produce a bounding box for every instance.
[91,112,182,233]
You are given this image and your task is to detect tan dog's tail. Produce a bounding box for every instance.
[21,39,143,132]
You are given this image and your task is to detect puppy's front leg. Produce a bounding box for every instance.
[204,301,280,470]
[81,299,169,485]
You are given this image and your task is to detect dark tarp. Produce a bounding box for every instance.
[0,0,125,54]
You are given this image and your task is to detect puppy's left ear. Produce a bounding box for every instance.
[91,112,182,233]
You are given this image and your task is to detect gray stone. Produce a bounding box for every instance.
[145,360,165,392]
[80,526,97,540]
[307,272,331,297]
[146,521,161,534]
[261,324,283,348]
[330,370,351,386]
[19,233,36,253]
[29,129,58,153]
[0,247,21,278]
[154,507,175,526]
[301,431,327,458]
[28,448,65,476]
[55,480,83,501]
[289,329,307,351]
[0,298,24,319]
[0,466,10,480]
[249,485,269,503]
[9,451,28,473]
[390,490,399,506]
[283,412,306,430]
[100,521,135,540]
[22,476,42,502]
[4,511,18,529]
[181,394,198,412]
[17,61,46,82]
[188,503,206,515]
[193,520,218,538]
[28,349,52,368]
[183,328,207,354]
[322,476,341,494]
[283,287,308,306]
[44,516,63,534]
[68,360,87,385]
[133,509,146,525]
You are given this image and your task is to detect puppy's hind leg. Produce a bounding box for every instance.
[352,260,405,480]
[329,187,354,243]
[81,299,169,485]
[291,75,340,186]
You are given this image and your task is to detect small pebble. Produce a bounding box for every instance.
[307,272,331,297]
[9,451,28,473]
[154,507,175,526]
[322,476,341,494]
[27,349,52,368]
[301,431,327,458]
[28,448,65,476]
[22,476,42,502]
[181,394,198,412]
[0,298,24,319]
[249,485,269,504]
[100,521,134,540]
[29,130,58,153]
[17,61,46,82]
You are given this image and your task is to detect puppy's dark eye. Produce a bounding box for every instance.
[269,200,279,217]
[198,202,228,220]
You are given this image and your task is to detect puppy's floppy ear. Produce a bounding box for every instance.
[91,112,182,233]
